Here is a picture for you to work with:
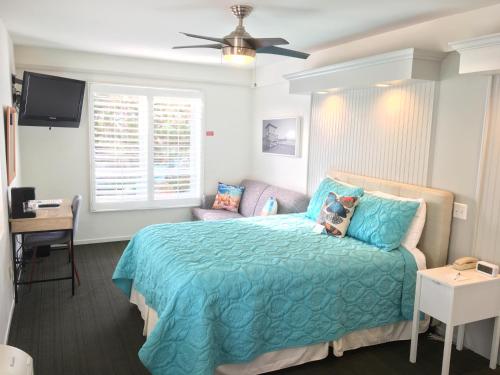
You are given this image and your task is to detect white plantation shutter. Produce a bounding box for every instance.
[153,96,202,200]
[89,84,203,211]
[92,93,148,204]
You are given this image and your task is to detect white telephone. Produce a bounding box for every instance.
[452,256,478,271]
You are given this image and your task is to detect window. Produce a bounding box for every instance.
[89,83,203,211]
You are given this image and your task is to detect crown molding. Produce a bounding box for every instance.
[283,48,445,94]
[449,33,500,52]
[449,33,500,74]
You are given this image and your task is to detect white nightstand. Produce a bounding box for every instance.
[0,345,34,375]
[409,266,500,375]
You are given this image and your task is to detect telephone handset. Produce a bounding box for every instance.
[452,256,479,271]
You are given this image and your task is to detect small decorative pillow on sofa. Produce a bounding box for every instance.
[317,192,359,237]
[347,193,419,251]
[212,182,245,213]
[306,177,364,221]
[261,197,278,216]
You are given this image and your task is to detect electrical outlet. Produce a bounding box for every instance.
[453,202,468,220]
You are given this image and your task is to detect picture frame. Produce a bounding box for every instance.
[4,106,17,185]
[262,117,301,157]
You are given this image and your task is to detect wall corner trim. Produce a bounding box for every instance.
[3,297,14,344]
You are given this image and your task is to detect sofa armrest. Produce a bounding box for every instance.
[201,194,216,209]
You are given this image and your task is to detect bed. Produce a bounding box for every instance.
[112,171,454,375]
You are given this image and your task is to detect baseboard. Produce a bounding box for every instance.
[74,235,131,245]
[3,297,14,344]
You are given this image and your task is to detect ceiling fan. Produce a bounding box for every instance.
[173,4,310,64]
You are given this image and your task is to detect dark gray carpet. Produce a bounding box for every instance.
[8,241,500,375]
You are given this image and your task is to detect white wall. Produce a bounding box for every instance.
[15,47,253,243]
[0,20,19,343]
[429,54,499,364]
[250,82,310,193]
[457,75,500,363]
[429,53,490,262]
[250,4,500,363]
[472,75,500,265]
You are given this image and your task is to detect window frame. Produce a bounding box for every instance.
[88,83,205,212]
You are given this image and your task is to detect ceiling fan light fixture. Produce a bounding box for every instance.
[222,46,256,64]
[174,4,309,61]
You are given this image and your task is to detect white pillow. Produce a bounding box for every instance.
[368,191,426,251]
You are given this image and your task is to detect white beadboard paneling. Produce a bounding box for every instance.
[474,75,500,264]
[308,81,435,193]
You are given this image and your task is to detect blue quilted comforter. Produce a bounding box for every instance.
[112,214,417,375]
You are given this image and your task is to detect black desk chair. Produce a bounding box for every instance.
[23,195,82,288]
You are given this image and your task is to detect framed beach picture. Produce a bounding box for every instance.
[262,117,301,157]
[4,106,16,185]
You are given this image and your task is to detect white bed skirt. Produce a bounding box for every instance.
[130,288,429,374]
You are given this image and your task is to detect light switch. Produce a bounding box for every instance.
[453,202,468,220]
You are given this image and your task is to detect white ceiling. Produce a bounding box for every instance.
[1,0,499,66]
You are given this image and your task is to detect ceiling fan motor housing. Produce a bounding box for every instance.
[225,5,254,49]
[222,46,256,59]
[230,5,253,20]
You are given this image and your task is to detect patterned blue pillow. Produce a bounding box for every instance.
[317,192,359,237]
[306,178,364,221]
[260,197,278,216]
[212,182,245,213]
[347,193,419,251]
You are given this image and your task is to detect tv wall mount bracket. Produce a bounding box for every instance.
[11,74,23,109]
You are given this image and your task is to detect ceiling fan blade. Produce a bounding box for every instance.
[256,46,310,59]
[180,32,229,45]
[173,44,223,50]
[245,38,289,49]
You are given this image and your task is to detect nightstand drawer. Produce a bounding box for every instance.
[452,282,500,325]
[419,276,452,321]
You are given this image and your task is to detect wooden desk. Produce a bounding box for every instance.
[10,200,73,233]
[10,200,74,303]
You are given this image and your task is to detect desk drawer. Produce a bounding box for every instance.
[419,276,453,322]
[11,217,73,233]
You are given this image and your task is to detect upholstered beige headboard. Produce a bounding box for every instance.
[328,171,454,269]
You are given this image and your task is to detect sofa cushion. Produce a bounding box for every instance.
[239,179,270,217]
[192,208,244,221]
[255,185,309,215]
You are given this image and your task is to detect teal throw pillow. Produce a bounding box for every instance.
[347,193,419,251]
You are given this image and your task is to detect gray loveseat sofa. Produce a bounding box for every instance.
[192,179,310,221]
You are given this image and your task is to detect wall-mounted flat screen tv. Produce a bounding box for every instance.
[18,71,86,128]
